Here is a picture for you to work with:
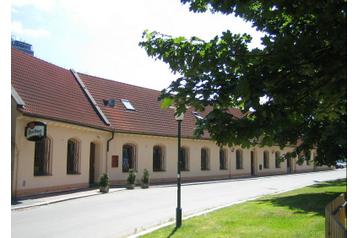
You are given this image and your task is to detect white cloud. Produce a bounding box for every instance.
[52,0,264,90]
[12,0,56,12]
[11,21,50,38]
[57,0,264,42]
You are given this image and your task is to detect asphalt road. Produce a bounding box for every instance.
[12,169,346,238]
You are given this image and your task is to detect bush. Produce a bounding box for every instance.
[127,169,136,185]
[99,173,109,187]
[141,169,150,184]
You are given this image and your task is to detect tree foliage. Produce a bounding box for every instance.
[139,0,346,166]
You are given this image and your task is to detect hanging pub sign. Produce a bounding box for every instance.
[25,121,47,141]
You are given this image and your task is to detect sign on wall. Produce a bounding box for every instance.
[25,121,47,141]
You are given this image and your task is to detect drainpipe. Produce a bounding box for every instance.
[105,131,115,174]
[229,148,232,179]
[12,141,20,199]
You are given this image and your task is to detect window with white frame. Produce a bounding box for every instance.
[121,99,135,110]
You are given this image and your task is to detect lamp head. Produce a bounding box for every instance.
[175,113,184,121]
[170,105,185,121]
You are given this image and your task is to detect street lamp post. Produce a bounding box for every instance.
[175,112,184,228]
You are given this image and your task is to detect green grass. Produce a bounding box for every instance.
[141,179,346,238]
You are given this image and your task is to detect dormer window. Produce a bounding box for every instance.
[103,99,116,107]
[192,111,203,120]
[121,99,135,111]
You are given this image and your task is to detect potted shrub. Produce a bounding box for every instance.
[141,169,150,189]
[99,173,110,193]
[127,169,136,189]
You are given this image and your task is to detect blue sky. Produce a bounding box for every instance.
[11,0,264,90]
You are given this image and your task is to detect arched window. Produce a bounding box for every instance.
[250,151,255,175]
[304,151,314,165]
[236,149,243,169]
[67,138,80,174]
[122,144,136,172]
[306,155,311,165]
[153,145,165,171]
[220,148,228,170]
[201,148,210,170]
[312,151,317,162]
[180,147,189,171]
[275,151,281,168]
[34,137,52,176]
[263,151,270,169]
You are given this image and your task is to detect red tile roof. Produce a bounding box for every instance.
[12,48,244,139]
[11,48,110,130]
[79,73,211,138]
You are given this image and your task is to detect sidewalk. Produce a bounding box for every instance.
[11,187,126,211]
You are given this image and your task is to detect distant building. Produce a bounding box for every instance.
[11,38,34,56]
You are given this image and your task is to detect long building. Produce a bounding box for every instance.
[11,48,330,197]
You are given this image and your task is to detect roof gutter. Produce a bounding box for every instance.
[19,111,112,132]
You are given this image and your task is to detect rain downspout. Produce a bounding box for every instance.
[106,131,115,173]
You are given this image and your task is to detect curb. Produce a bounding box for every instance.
[11,188,126,211]
[11,193,99,211]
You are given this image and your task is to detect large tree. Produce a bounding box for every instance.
[140,0,346,166]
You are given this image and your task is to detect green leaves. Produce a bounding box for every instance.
[139,0,346,165]
[160,97,173,109]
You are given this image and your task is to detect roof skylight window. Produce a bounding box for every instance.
[192,111,203,120]
[121,99,135,111]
